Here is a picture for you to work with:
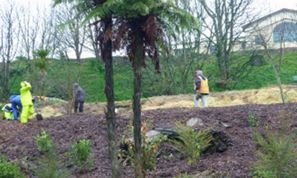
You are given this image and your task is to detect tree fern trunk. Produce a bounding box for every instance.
[103,17,121,178]
[133,30,145,178]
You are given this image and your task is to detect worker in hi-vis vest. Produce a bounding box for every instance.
[20,81,35,124]
[2,103,14,120]
[193,70,209,107]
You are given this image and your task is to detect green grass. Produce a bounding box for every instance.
[5,51,297,102]
[8,58,134,102]
[233,52,297,90]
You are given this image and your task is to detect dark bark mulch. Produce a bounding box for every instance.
[0,103,297,177]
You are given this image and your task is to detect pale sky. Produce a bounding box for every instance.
[254,0,297,15]
[2,0,295,18]
[1,0,296,13]
[0,0,295,22]
[0,0,296,58]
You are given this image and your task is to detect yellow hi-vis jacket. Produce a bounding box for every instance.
[197,76,209,94]
[20,81,33,106]
[2,104,13,120]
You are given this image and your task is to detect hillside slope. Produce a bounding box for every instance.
[7,51,297,102]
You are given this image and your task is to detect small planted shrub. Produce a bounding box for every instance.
[247,112,259,127]
[252,169,274,178]
[70,139,93,172]
[172,123,212,165]
[118,121,166,174]
[35,131,70,178]
[119,134,165,171]
[141,134,166,171]
[35,155,70,178]
[0,155,25,178]
[36,130,54,154]
[253,130,297,177]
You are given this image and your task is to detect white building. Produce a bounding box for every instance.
[242,8,297,50]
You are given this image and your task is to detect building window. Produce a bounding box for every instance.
[255,34,265,45]
[273,22,297,43]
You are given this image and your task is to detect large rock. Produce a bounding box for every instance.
[145,130,161,142]
[186,118,204,128]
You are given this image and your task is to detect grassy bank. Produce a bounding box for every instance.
[6,51,297,102]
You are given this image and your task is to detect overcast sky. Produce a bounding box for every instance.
[1,0,296,19]
[1,0,296,58]
[254,0,297,14]
[2,0,297,13]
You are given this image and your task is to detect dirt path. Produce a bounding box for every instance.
[35,85,297,119]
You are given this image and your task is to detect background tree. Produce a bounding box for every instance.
[39,9,59,57]
[0,1,20,99]
[55,3,87,62]
[199,0,253,88]
[85,23,101,60]
[33,49,50,97]
[17,7,40,60]
[18,6,59,60]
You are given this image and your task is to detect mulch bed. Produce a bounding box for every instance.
[1,103,297,178]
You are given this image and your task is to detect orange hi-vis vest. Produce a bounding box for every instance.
[198,76,209,94]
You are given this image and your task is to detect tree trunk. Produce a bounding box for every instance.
[216,47,228,89]
[2,60,10,99]
[95,48,100,60]
[263,44,285,104]
[132,30,145,178]
[102,17,121,178]
[75,43,81,63]
[272,64,285,104]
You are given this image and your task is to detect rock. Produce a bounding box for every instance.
[186,118,204,127]
[220,121,231,128]
[145,130,161,142]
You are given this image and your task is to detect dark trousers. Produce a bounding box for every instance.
[74,100,84,113]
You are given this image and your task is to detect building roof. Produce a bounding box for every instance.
[243,8,297,30]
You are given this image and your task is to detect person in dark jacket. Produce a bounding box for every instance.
[9,95,22,120]
[73,83,85,113]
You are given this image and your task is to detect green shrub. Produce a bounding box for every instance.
[120,134,165,174]
[70,139,93,172]
[253,130,297,178]
[0,155,25,178]
[118,121,166,173]
[35,131,70,178]
[252,169,274,178]
[35,155,70,178]
[247,112,259,127]
[36,130,54,154]
[142,134,166,171]
[253,112,297,178]
[172,123,212,165]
